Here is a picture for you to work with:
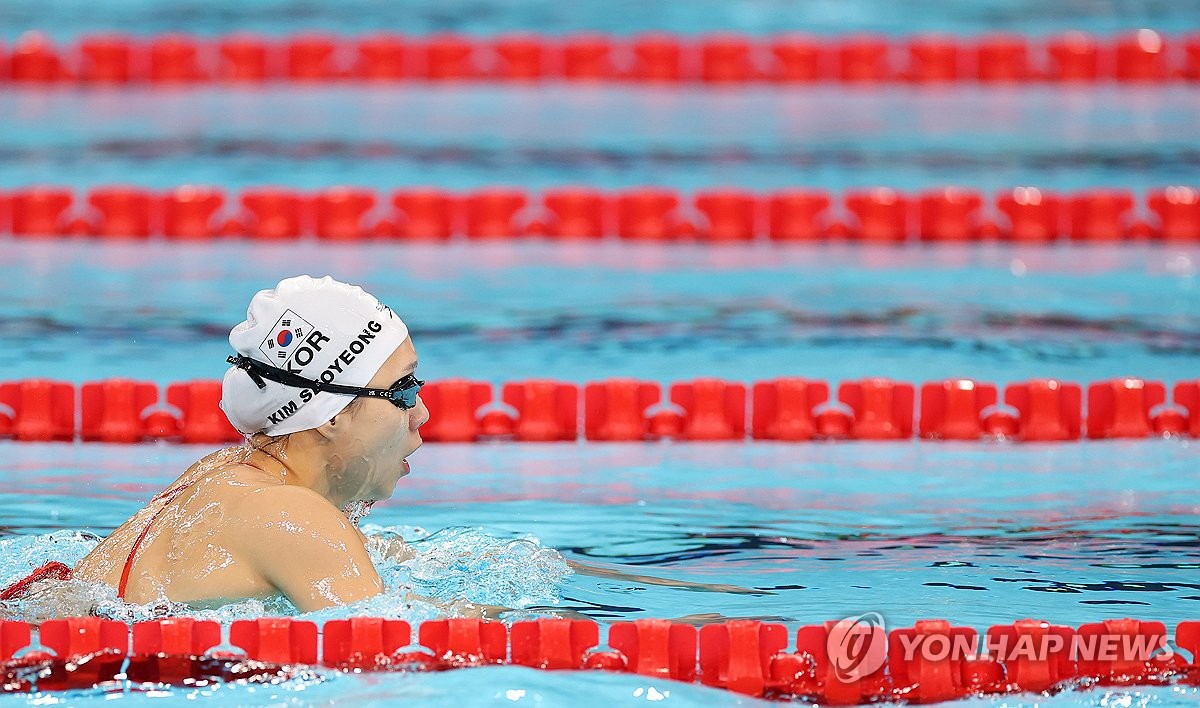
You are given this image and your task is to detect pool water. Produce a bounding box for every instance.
[2,241,1198,705]
[1,242,1196,385]
[3,86,1199,192]
[3,0,1199,39]
[4,437,1200,630]
[2,0,1200,704]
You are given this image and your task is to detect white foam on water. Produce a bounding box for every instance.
[0,525,572,624]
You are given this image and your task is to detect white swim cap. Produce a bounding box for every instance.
[221,275,409,436]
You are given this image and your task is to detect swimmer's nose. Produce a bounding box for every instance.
[411,394,430,430]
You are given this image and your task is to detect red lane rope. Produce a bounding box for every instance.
[2,185,1198,242]
[1,376,1196,444]
[0,616,1196,701]
[2,30,1199,85]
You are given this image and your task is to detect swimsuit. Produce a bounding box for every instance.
[0,481,195,602]
[116,481,195,599]
[0,561,72,601]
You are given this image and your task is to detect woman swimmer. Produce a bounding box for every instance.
[2,274,761,620]
[52,275,429,613]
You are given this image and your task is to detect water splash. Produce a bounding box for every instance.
[341,499,376,527]
[396,527,573,609]
[1,525,572,624]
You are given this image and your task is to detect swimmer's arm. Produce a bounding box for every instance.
[566,559,770,595]
[235,486,384,612]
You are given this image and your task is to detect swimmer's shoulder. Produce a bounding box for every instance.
[224,481,352,534]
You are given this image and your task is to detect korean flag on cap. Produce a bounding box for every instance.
[258,309,315,365]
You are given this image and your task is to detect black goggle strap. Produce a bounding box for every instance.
[228,355,422,405]
[227,355,377,397]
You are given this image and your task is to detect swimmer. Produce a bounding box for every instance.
[64,275,432,612]
[2,274,759,619]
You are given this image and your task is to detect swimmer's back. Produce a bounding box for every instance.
[73,447,382,610]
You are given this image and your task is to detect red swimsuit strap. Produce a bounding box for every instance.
[116,482,195,600]
[0,561,72,601]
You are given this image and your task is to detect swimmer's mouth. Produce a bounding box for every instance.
[402,458,411,476]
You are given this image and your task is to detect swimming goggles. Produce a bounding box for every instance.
[227,355,425,410]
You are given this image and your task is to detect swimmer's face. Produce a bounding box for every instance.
[328,337,428,503]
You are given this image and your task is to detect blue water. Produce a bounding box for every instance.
[5,440,1200,630]
[2,439,1199,705]
[3,0,1200,38]
[0,242,1196,385]
[2,87,1198,192]
[3,0,1200,704]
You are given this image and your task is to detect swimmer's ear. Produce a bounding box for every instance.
[315,399,359,441]
[313,414,344,442]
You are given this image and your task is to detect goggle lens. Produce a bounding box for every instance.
[388,375,425,409]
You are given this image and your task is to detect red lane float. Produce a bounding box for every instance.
[240,188,305,239]
[418,380,493,442]
[464,188,529,238]
[88,187,154,238]
[2,377,1196,443]
[129,617,223,684]
[670,379,747,440]
[420,618,507,666]
[393,189,456,240]
[604,619,696,680]
[230,618,319,664]
[511,618,599,669]
[493,35,547,81]
[162,186,225,239]
[751,378,828,441]
[1148,186,1200,241]
[562,35,615,80]
[217,34,269,82]
[699,619,789,695]
[797,620,892,702]
[323,617,413,668]
[906,36,962,83]
[695,189,758,241]
[996,187,1062,242]
[3,32,1200,85]
[80,379,161,443]
[584,379,660,441]
[837,379,915,440]
[356,34,408,80]
[616,188,687,240]
[1087,378,1165,438]
[919,380,999,440]
[767,190,833,240]
[166,381,244,443]
[10,188,73,237]
[314,187,376,240]
[845,188,910,241]
[425,34,478,80]
[3,186,1198,242]
[541,188,608,238]
[0,379,74,441]
[769,36,826,83]
[976,34,1032,82]
[985,619,1075,692]
[0,617,1196,700]
[1070,190,1139,241]
[1004,380,1082,441]
[919,188,983,241]
[502,380,578,441]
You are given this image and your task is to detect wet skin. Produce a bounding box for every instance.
[73,339,428,611]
